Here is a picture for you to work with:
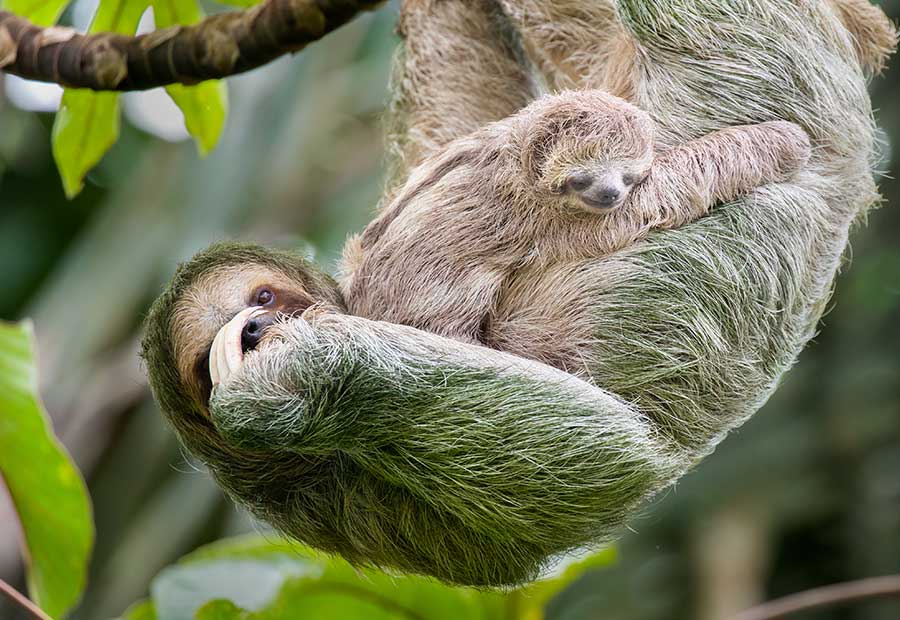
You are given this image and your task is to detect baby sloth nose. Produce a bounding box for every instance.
[241,313,275,353]
[583,185,621,208]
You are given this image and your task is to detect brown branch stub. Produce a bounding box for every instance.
[0,578,53,620]
[734,575,900,620]
[0,0,386,91]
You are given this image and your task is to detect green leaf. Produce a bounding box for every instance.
[165,82,228,156]
[195,600,251,620]
[121,600,159,620]
[53,90,122,198]
[518,548,618,620]
[152,558,316,620]
[134,535,618,620]
[148,535,506,620]
[151,0,228,155]
[209,1,260,7]
[51,0,149,198]
[88,0,148,32]
[2,0,70,26]
[0,321,94,619]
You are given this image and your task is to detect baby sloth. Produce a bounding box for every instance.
[341,89,812,344]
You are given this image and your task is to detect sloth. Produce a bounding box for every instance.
[142,0,894,587]
[499,0,898,101]
[340,89,811,349]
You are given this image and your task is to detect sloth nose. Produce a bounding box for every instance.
[584,186,621,208]
[241,313,274,353]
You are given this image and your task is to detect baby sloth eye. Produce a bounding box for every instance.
[565,172,594,193]
[254,288,275,306]
[622,172,648,186]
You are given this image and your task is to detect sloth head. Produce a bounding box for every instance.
[521,90,656,214]
[141,242,344,425]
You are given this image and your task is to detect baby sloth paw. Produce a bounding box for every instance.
[209,306,265,388]
[761,120,813,179]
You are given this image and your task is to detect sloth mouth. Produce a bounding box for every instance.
[580,196,624,212]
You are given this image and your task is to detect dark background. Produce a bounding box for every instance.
[0,1,898,618]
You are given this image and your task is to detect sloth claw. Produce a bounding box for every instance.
[209,307,266,387]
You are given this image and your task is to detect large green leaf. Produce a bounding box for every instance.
[149,536,505,620]
[152,0,228,155]
[210,1,260,8]
[0,322,94,619]
[2,0,70,26]
[517,549,617,620]
[51,0,149,198]
[138,535,617,620]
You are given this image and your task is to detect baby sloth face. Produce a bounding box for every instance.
[526,90,656,215]
[561,161,650,212]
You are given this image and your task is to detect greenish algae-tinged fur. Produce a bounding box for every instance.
[142,0,889,587]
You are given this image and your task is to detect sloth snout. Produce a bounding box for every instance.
[241,313,275,353]
[581,185,622,209]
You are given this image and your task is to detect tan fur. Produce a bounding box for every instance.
[832,0,898,74]
[385,0,538,198]
[172,264,320,409]
[498,0,897,93]
[341,90,810,347]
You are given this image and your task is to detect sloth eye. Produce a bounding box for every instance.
[565,172,594,192]
[623,172,647,186]
[254,288,275,306]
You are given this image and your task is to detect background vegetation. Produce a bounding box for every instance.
[0,0,898,618]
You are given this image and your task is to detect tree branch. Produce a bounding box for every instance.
[734,575,900,620]
[0,577,52,620]
[0,0,385,91]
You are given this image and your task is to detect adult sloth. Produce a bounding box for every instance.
[143,0,894,587]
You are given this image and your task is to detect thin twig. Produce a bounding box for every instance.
[0,0,385,91]
[0,578,53,620]
[734,575,900,620]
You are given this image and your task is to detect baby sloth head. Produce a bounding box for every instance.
[521,90,656,214]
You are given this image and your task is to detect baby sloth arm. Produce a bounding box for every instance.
[632,121,811,233]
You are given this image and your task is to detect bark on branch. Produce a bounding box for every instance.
[0,0,385,91]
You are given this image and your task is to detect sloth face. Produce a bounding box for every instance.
[559,162,651,212]
[524,91,656,215]
[170,263,319,410]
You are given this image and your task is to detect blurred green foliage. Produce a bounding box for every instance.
[0,322,93,619]
[0,1,898,619]
[6,0,228,197]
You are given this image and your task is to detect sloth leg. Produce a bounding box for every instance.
[496,0,636,97]
[634,121,813,232]
[829,0,898,75]
[384,0,537,198]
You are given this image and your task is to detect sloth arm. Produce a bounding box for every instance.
[384,0,536,199]
[629,121,811,233]
[210,312,683,534]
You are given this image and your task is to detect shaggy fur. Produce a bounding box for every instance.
[342,90,811,344]
[141,0,894,587]
[499,0,897,97]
